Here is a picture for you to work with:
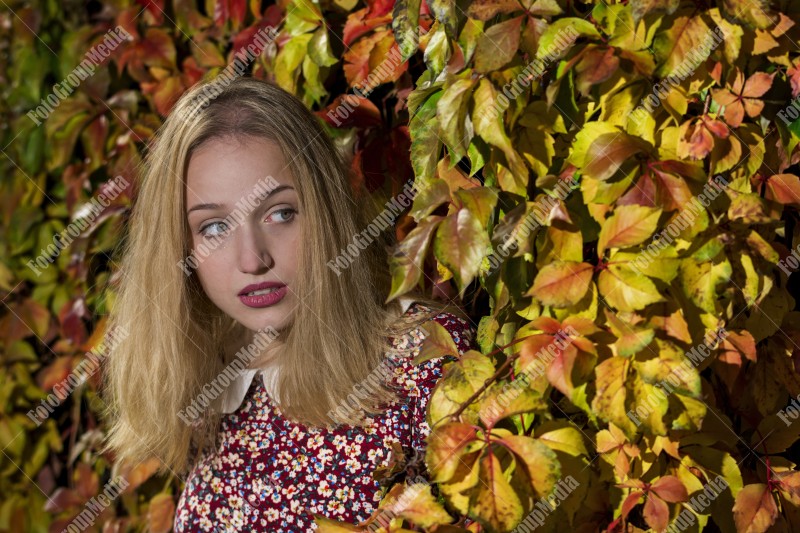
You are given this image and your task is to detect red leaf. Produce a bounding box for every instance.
[650,476,688,503]
[620,490,644,519]
[643,494,670,532]
[342,7,392,47]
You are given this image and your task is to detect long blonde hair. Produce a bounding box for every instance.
[100,76,466,475]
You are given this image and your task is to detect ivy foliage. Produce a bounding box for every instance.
[1,0,800,532]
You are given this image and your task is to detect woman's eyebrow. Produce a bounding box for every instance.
[186,185,295,215]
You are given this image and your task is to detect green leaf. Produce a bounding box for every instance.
[392,0,422,61]
[308,26,338,67]
[434,208,491,293]
[535,18,600,63]
[680,257,733,313]
[598,263,665,312]
[437,79,477,162]
[472,78,529,195]
[416,320,460,364]
[536,422,589,456]
[501,434,561,499]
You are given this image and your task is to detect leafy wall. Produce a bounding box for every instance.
[1,0,800,531]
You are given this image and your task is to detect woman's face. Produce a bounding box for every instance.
[185,136,301,333]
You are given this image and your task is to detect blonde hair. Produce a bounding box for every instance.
[100,76,467,475]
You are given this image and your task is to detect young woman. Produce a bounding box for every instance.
[101,76,475,531]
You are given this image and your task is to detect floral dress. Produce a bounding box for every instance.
[173,302,475,532]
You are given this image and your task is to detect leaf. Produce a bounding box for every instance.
[472,78,528,195]
[147,493,176,533]
[582,133,646,182]
[314,516,363,531]
[479,385,543,427]
[415,320,460,364]
[535,18,600,63]
[474,16,523,73]
[409,89,444,182]
[427,423,481,483]
[472,451,524,531]
[388,216,443,301]
[592,356,637,436]
[527,261,594,308]
[392,0,422,61]
[712,71,776,128]
[680,257,733,313]
[597,205,662,257]
[500,434,561,499]
[598,263,665,312]
[629,0,679,22]
[653,13,714,78]
[733,484,779,533]
[650,476,688,502]
[536,423,588,456]
[764,173,800,207]
[387,482,454,527]
[643,493,670,532]
[721,0,776,29]
[467,0,522,21]
[434,208,490,293]
[428,351,495,427]
[437,79,477,162]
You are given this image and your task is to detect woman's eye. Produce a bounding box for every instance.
[266,208,297,224]
[199,221,229,238]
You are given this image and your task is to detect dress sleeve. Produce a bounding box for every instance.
[409,312,475,459]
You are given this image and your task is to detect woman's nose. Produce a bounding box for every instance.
[236,223,273,274]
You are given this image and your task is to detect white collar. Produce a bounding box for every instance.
[216,296,418,414]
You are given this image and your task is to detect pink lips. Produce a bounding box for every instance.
[238,282,288,308]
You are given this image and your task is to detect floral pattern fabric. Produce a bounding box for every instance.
[173,303,475,532]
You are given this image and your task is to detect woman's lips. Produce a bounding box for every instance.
[238,285,288,308]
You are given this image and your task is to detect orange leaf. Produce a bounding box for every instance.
[733,483,779,533]
[528,261,594,308]
[650,476,688,503]
[147,493,176,533]
[643,494,670,532]
[765,173,800,207]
